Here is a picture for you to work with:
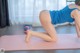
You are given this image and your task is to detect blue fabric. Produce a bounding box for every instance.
[49,6,76,24]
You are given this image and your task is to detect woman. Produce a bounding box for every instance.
[25,0,80,42]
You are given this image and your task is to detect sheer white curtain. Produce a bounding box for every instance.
[8,0,34,25]
[8,0,66,26]
[58,0,66,10]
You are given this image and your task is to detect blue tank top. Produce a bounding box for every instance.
[49,6,76,24]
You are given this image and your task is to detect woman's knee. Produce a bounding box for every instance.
[47,38,57,42]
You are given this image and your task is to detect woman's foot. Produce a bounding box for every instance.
[24,26,30,34]
[24,26,32,42]
[25,30,32,43]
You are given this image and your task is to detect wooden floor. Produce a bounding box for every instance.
[0,24,80,53]
[0,24,76,35]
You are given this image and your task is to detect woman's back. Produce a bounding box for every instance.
[49,4,77,24]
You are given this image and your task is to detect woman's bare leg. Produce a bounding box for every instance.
[25,10,57,42]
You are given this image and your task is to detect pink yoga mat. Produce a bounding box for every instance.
[0,34,80,51]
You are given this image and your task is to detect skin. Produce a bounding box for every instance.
[70,4,80,38]
[25,4,80,43]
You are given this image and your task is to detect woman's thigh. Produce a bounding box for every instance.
[39,10,57,38]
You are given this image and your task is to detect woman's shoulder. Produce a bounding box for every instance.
[68,4,77,9]
[61,4,76,10]
[68,4,80,12]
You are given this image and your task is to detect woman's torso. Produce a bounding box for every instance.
[50,4,78,24]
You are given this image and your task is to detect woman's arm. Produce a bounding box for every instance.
[75,22,80,38]
[72,9,80,38]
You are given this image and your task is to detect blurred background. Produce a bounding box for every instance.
[0,0,75,28]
